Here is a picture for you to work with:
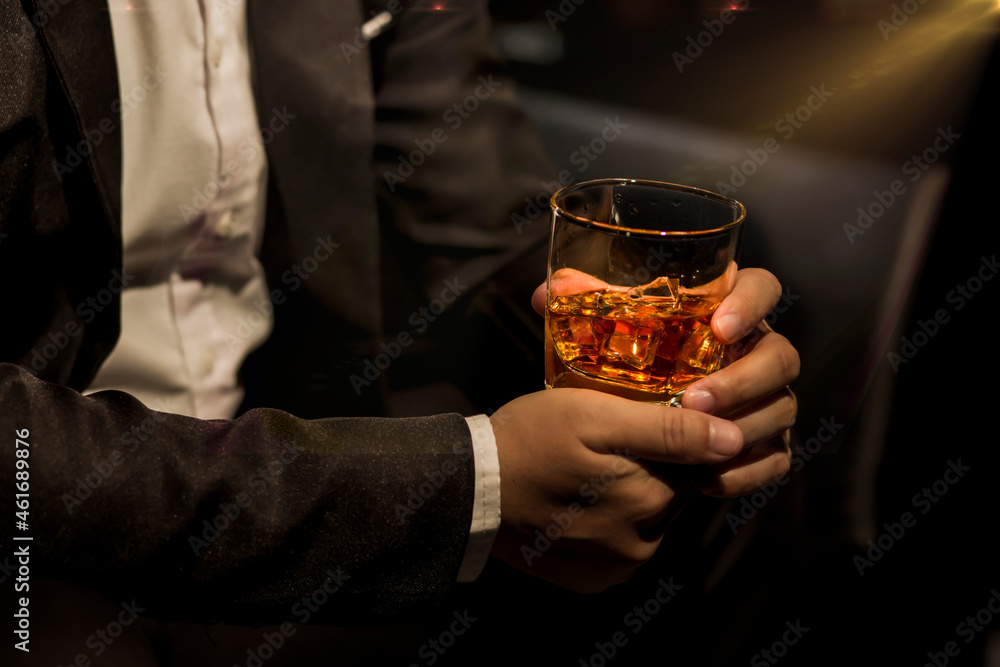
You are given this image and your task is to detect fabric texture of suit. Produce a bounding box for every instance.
[0,0,552,627]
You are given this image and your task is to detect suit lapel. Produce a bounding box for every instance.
[246,0,383,337]
[28,0,122,232]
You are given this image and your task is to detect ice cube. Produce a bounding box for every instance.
[603,319,665,370]
[676,319,723,373]
[554,316,607,362]
[626,275,679,304]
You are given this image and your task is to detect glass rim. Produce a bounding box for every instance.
[550,178,746,238]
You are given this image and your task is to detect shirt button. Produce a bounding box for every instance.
[210,40,223,68]
[216,210,235,238]
[201,348,216,377]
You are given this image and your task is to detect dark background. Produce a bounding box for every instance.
[426,1,1000,665]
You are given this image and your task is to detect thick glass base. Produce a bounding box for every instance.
[545,376,685,407]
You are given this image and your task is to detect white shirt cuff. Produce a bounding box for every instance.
[456,414,501,582]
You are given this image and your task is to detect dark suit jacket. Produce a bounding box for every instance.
[0,0,552,626]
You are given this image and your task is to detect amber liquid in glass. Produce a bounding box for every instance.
[545,287,723,401]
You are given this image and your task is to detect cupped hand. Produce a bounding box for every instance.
[489,388,744,593]
[680,268,799,497]
[530,267,800,499]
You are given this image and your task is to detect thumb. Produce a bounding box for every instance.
[496,389,743,465]
[572,390,744,463]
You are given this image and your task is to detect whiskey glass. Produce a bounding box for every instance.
[545,179,745,406]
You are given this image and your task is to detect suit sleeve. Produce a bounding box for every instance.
[0,362,476,627]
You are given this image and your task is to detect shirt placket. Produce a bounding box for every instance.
[173,0,264,417]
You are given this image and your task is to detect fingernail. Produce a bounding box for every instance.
[685,387,715,413]
[716,313,743,343]
[709,421,742,456]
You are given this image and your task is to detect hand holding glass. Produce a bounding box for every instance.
[545,179,745,406]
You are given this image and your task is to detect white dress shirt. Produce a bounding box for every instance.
[90,0,498,582]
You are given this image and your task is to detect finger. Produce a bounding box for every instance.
[533,269,611,315]
[711,268,782,344]
[550,268,610,295]
[727,388,797,446]
[531,282,546,316]
[682,329,800,416]
[697,434,792,498]
[565,389,744,463]
[634,470,698,537]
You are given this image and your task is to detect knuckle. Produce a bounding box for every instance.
[734,468,758,496]
[621,540,658,567]
[631,487,667,521]
[773,335,801,382]
[764,270,783,302]
[773,445,792,477]
[660,410,682,451]
[661,409,705,456]
[776,455,792,479]
[747,268,783,311]
[628,493,655,521]
[718,468,753,497]
[724,369,750,403]
[778,391,798,431]
[721,480,748,499]
[710,366,748,407]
